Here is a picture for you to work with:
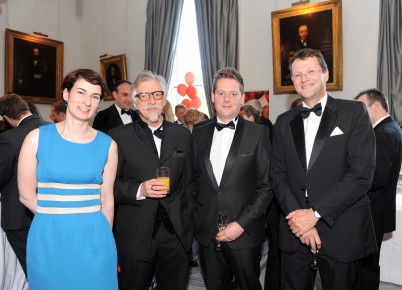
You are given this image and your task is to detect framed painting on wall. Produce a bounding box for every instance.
[5,29,64,104]
[271,0,343,94]
[100,54,127,101]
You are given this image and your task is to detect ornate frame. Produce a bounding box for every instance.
[100,54,127,101]
[271,0,343,94]
[5,29,64,104]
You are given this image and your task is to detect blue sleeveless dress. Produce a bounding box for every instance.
[27,124,118,290]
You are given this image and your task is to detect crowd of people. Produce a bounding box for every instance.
[0,48,401,290]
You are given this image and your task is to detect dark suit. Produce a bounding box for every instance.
[0,115,48,275]
[271,96,377,290]
[109,119,195,290]
[360,116,402,290]
[93,104,138,134]
[192,117,273,290]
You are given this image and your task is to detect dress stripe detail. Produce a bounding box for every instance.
[36,205,101,214]
[37,194,101,202]
[37,182,101,190]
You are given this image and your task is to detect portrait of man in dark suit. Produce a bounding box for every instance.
[12,39,57,99]
[279,10,334,86]
[191,67,273,290]
[271,49,377,290]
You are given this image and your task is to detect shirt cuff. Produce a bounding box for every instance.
[136,183,146,200]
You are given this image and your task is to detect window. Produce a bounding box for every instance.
[166,0,209,117]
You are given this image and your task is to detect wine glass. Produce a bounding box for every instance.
[215,212,229,251]
[310,249,319,270]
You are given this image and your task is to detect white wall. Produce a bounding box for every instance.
[0,0,379,123]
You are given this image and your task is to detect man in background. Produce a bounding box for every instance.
[0,94,48,275]
[174,104,186,125]
[49,99,66,123]
[355,89,402,290]
[93,79,138,133]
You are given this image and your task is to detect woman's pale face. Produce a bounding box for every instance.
[63,78,101,122]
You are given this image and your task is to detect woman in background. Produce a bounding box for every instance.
[18,69,118,290]
[162,99,175,122]
[183,108,206,132]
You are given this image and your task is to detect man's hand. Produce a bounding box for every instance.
[299,227,321,253]
[216,222,244,242]
[286,208,319,236]
[140,179,168,198]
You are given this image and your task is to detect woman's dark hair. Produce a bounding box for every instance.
[61,69,107,100]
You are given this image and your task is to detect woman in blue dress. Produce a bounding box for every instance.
[18,69,118,290]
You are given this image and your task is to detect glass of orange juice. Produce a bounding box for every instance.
[156,167,170,194]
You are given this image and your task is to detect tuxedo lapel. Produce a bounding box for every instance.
[219,117,244,188]
[308,97,337,172]
[111,106,124,126]
[200,121,219,189]
[290,113,307,172]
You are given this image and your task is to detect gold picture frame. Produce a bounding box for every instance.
[100,54,127,101]
[271,0,343,94]
[5,29,64,104]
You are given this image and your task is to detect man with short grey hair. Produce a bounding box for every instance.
[109,71,196,290]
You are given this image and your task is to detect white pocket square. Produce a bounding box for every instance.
[330,127,343,137]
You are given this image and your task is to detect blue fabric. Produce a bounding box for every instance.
[27,124,117,290]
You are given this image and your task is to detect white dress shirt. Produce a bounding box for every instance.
[302,94,327,205]
[303,94,328,168]
[210,117,238,186]
[115,103,133,125]
[136,122,163,200]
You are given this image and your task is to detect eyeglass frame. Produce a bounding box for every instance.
[291,68,326,82]
[134,91,165,102]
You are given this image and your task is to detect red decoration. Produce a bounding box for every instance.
[177,83,187,96]
[181,99,191,109]
[118,264,121,273]
[186,85,197,100]
[185,72,195,85]
[191,97,201,109]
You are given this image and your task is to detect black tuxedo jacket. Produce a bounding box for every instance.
[109,119,196,262]
[93,104,138,134]
[271,96,377,263]
[0,115,48,230]
[192,117,273,250]
[369,116,402,234]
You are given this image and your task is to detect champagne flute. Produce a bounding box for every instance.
[310,249,319,270]
[215,212,229,251]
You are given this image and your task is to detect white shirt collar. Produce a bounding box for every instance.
[17,113,32,127]
[373,115,390,128]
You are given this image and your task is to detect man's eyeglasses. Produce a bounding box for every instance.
[135,91,164,102]
[291,68,325,82]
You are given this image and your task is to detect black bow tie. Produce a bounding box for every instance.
[121,110,130,115]
[215,121,236,131]
[153,126,163,139]
[300,103,322,119]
